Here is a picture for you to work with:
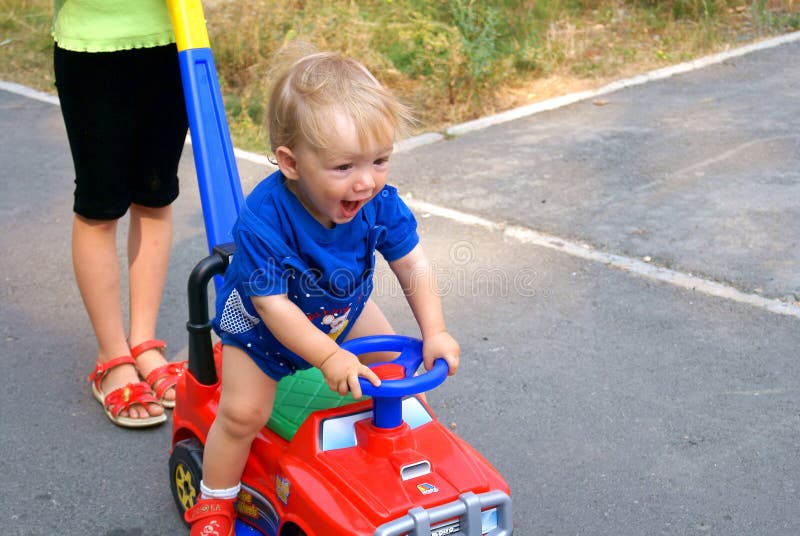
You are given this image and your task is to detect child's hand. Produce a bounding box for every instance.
[319,349,381,399]
[422,331,460,375]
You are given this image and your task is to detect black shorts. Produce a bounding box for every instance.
[54,44,189,220]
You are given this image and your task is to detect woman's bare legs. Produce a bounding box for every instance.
[73,214,163,419]
[127,203,177,404]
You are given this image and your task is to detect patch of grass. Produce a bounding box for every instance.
[750,0,800,32]
[0,0,53,90]
[1,0,798,152]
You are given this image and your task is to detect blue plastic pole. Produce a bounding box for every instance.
[177,47,244,254]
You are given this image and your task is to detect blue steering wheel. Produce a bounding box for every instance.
[342,335,449,429]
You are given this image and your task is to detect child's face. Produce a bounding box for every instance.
[280,111,393,229]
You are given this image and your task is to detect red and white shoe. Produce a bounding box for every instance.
[185,497,236,536]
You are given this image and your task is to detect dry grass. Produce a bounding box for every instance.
[2,0,799,151]
[1,0,54,90]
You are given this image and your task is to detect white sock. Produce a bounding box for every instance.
[200,480,241,500]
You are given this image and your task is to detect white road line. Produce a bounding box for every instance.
[5,31,799,318]
[0,80,59,105]
[405,199,800,319]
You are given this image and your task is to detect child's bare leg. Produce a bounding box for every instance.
[127,203,175,402]
[344,299,396,365]
[72,214,162,419]
[202,345,278,490]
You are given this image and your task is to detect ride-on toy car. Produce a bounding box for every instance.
[170,318,513,535]
[166,1,513,533]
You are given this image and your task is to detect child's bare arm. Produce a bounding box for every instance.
[389,244,460,374]
[251,294,380,398]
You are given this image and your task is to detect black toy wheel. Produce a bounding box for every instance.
[169,438,204,522]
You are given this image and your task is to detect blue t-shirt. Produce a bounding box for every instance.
[213,171,419,380]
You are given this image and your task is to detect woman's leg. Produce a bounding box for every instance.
[127,203,176,403]
[73,214,163,419]
[202,345,278,489]
[127,45,186,394]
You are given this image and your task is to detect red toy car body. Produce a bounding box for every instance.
[169,291,512,536]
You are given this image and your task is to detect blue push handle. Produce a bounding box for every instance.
[177,47,244,257]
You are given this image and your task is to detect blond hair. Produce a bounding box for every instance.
[267,44,414,155]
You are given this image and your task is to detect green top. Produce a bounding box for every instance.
[52,0,176,52]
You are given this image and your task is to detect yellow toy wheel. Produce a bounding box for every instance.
[169,438,204,522]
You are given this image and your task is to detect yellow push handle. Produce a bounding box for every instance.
[167,0,210,51]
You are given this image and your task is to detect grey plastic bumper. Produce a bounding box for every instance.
[373,490,512,536]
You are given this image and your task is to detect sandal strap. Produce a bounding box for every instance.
[103,382,161,418]
[145,361,187,399]
[87,355,137,383]
[130,339,167,358]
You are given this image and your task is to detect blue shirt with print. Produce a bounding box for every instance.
[212,170,419,380]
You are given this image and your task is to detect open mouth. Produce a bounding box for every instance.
[340,199,364,218]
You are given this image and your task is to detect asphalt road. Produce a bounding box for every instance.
[1,34,799,535]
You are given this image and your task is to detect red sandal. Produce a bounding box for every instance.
[88,355,167,428]
[130,339,186,409]
[185,497,236,536]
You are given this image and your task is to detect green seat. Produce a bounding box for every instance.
[267,367,358,441]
